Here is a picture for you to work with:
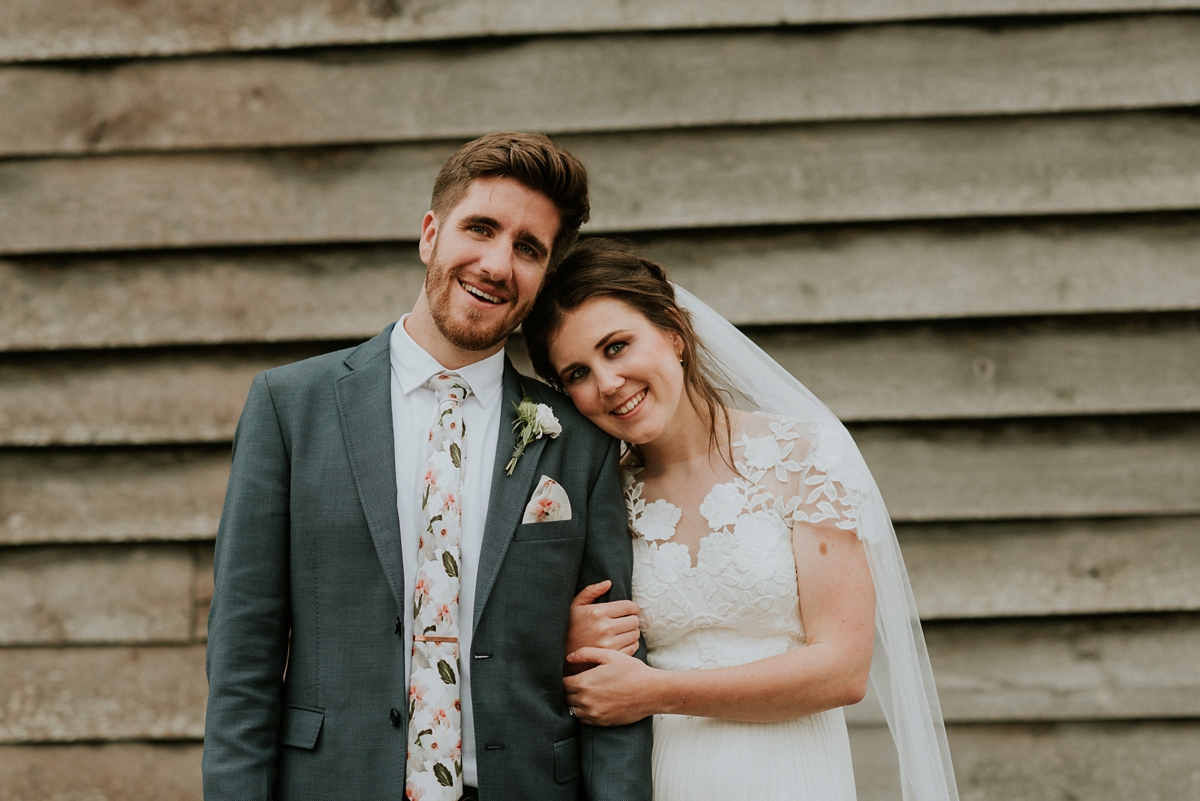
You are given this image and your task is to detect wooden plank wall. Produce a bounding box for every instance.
[2,3,1199,798]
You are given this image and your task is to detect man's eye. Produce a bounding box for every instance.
[605,342,626,357]
[470,225,488,235]
[516,242,535,256]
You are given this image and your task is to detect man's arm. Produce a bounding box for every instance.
[203,372,293,800]
[576,436,653,801]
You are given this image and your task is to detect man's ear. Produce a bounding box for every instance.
[418,211,438,265]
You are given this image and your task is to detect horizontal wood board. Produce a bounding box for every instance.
[3,517,1196,647]
[852,720,1200,801]
[4,0,1200,62]
[5,16,1200,157]
[7,216,1200,351]
[6,113,1200,253]
[3,721,1199,801]
[3,316,1199,446]
[3,615,1197,741]
[3,418,1197,545]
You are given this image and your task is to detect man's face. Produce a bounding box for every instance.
[419,176,561,355]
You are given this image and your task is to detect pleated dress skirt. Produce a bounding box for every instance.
[651,707,857,801]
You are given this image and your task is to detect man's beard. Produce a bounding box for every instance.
[425,250,534,352]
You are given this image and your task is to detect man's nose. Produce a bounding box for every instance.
[478,239,515,282]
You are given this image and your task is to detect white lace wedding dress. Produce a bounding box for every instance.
[626,412,861,801]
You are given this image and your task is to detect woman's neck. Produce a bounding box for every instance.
[639,396,722,468]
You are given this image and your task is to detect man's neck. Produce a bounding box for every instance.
[403,308,506,371]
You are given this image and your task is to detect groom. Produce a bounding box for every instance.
[203,132,652,800]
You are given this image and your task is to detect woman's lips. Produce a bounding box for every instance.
[611,388,647,417]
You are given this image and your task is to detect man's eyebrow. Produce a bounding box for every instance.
[461,215,550,259]
[461,214,501,230]
[514,229,550,259]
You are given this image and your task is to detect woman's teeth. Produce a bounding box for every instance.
[613,390,647,416]
[462,282,502,303]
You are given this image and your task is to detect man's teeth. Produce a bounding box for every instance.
[462,282,502,303]
[613,390,646,415]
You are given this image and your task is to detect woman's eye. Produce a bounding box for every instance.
[567,366,589,383]
[605,342,626,357]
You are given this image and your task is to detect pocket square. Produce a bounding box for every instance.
[522,476,572,523]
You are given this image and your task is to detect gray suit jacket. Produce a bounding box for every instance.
[203,325,652,800]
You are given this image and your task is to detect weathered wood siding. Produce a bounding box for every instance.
[1,5,1197,799]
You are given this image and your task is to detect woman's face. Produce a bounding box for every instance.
[547,296,686,445]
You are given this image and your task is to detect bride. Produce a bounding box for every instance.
[521,238,958,800]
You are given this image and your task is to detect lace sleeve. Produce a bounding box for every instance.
[733,414,865,538]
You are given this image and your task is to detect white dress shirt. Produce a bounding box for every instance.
[390,316,504,788]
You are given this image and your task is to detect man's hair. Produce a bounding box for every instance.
[430,132,590,269]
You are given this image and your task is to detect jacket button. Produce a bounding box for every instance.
[390,708,401,727]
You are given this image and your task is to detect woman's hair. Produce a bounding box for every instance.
[523,237,732,465]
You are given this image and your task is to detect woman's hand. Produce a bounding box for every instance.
[565,580,641,658]
[563,647,660,726]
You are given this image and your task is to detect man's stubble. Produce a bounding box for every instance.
[424,242,539,354]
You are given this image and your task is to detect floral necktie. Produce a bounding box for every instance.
[406,373,471,800]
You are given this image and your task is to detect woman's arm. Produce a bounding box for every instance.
[563,520,875,725]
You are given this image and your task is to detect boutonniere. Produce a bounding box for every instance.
[505,391,562,476]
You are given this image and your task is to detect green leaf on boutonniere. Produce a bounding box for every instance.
[437,659,456,685]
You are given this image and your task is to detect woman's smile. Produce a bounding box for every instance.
[611,389,648,418]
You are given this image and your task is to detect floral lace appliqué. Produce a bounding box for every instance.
[625,414,866,672]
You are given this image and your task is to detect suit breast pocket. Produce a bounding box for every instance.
[513,519,581,542]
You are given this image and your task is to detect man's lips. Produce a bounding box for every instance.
[459,279,506,305]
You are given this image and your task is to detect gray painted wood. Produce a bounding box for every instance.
[3,420,1196,546]
[851,720,1200,801]
[0,545,194,645]
[0,645,207,742]
[3,317,1198,445]
[0,743,203,801]
[756,315,1200,421]
[0,448,228,546]
[5,113,1200,254]
[922,614,1200,723]
[7,218,1200,351]
[857,418,1200,521]
[3,616,1196,741]
[20,514,1193,646]
[5,16,1200,156]
[3,721,1199,800]
[4,0,1199,62]
[0,346,323,446]
[903,516,1200,619]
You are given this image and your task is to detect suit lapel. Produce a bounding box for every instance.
[335,324,406,610]
[474,359,549,628]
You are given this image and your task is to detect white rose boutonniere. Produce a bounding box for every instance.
[505,391,561,476]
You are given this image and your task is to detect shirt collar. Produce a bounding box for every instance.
[389,315,506,407]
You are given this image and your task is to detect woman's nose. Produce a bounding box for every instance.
[595,366,624,395]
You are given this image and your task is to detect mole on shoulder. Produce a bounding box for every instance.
[818,542,828,556]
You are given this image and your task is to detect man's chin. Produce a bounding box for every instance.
[436,313,515,353]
